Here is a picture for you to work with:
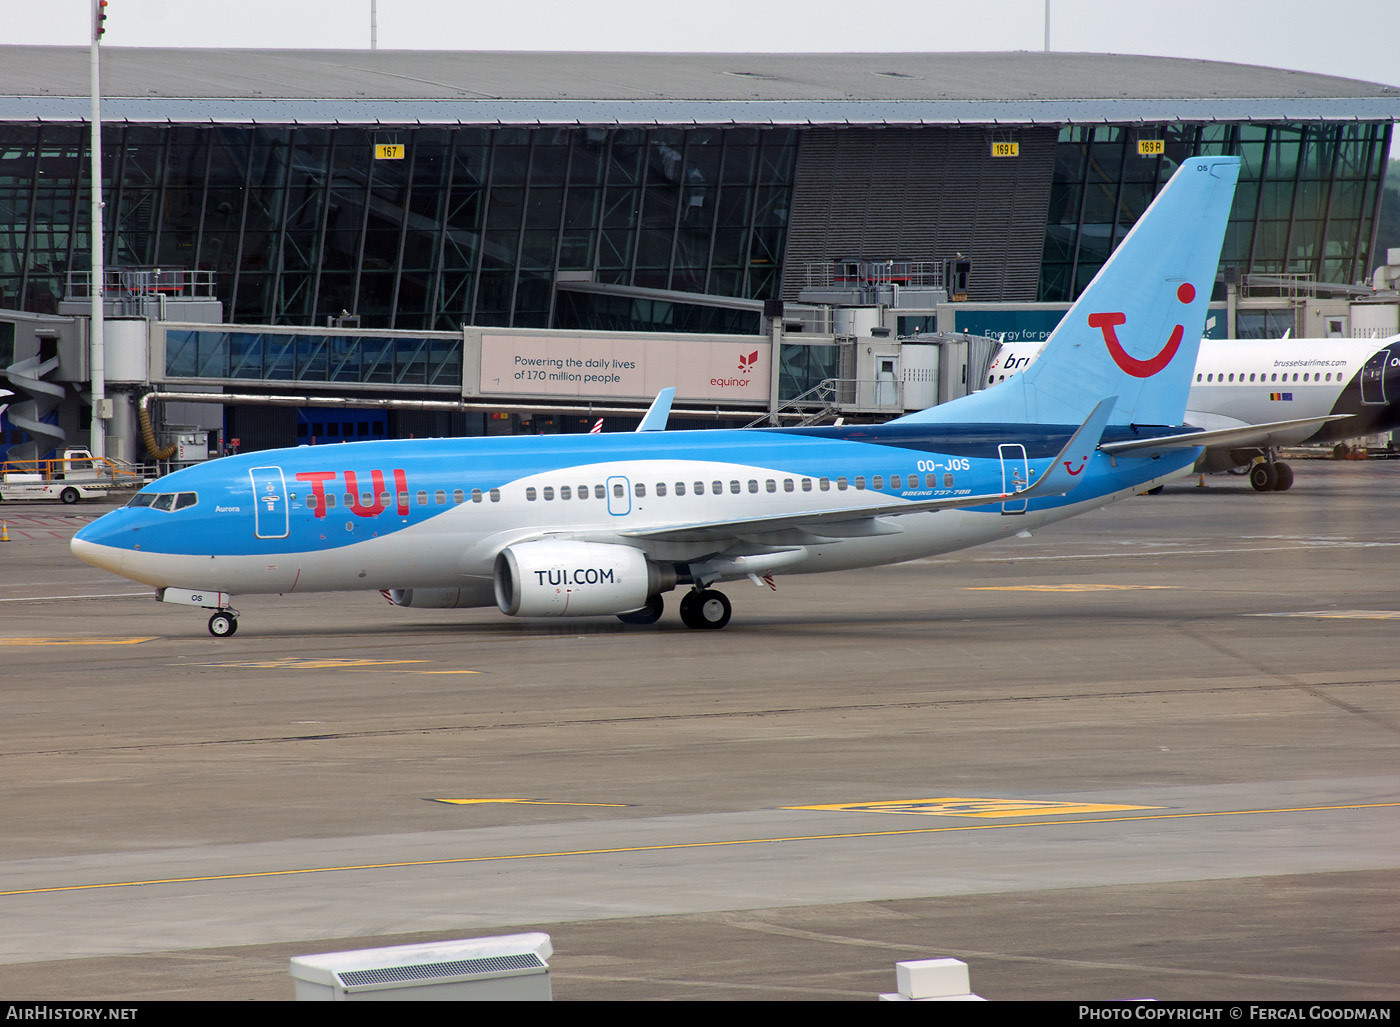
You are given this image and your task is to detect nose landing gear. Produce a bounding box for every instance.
[207,609,239,637]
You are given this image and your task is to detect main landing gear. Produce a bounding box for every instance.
[615,589,733,629]
[1249,455,1294,492]
[679,588,732,630]
[616,594,665,625]
[614,588,735,629]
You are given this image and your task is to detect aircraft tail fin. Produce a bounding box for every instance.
[897,156,1241,427]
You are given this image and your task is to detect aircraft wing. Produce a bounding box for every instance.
[610,398,1116,545]
[1100,414,1350,455]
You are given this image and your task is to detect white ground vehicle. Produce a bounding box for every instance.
[0,448,111,504]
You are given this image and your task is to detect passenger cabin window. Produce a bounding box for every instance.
[656,482,668,497]
[489,489,501,502]
[543,487,555,501]
[634,483,646,498]
[526,487,537,501]
[435,490,446,505]
[561,486,573,500]
[452,489,464,504]
[674,482,686,496]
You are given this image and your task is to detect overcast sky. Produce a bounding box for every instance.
[5,0,1397,155]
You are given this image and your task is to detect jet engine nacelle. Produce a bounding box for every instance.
[494,540,674,617]
[384,584,494,609]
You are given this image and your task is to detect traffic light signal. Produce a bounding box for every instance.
[94,0,109,41]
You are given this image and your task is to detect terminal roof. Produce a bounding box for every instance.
[2,48,1396,126]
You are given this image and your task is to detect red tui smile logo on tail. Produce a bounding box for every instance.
[1089,283,1196,378]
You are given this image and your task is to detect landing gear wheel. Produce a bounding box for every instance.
[679,589,731,630]
[617,595,664,625]
[1249,463,1277,492]
[1271,462,1294,491]
[208,611,238,637]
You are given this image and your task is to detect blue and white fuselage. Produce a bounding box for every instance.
[72,157,1244,634]
[73,421,1193,593]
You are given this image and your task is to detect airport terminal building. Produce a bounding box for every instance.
[1,47,1398,460]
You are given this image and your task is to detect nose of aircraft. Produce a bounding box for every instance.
[70,515,128,575]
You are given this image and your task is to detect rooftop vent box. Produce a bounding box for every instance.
[290,933,552,1001]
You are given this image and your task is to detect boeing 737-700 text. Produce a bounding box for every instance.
[73,157,1243,635]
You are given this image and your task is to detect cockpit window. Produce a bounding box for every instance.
[128,491,199,511]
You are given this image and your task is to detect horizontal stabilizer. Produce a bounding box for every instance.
[1100,414,1350,454]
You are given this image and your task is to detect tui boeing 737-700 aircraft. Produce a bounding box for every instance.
[74,156,1243,636]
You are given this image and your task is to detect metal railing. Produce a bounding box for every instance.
[65,266,218,300]
[801,259,947,290]
[0,453,151,488]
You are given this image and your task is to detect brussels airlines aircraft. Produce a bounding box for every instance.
[986,332,1400,491]
[74,157,1242,637]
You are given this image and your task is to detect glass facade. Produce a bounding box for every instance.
[164,329,462,387]
[1040,122,1392,302]
[0,124,798,330]
[0,120,1388,323]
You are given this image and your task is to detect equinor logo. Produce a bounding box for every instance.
[1088,282,1197,379]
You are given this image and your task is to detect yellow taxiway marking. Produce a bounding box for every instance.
[179,658,430,670]
[784,797,1160,818]
[965,584,1178,593]
[0,637,155,646]
[1248,609,1400,620]
[3,802,1396,899]
[430,798,631,807]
